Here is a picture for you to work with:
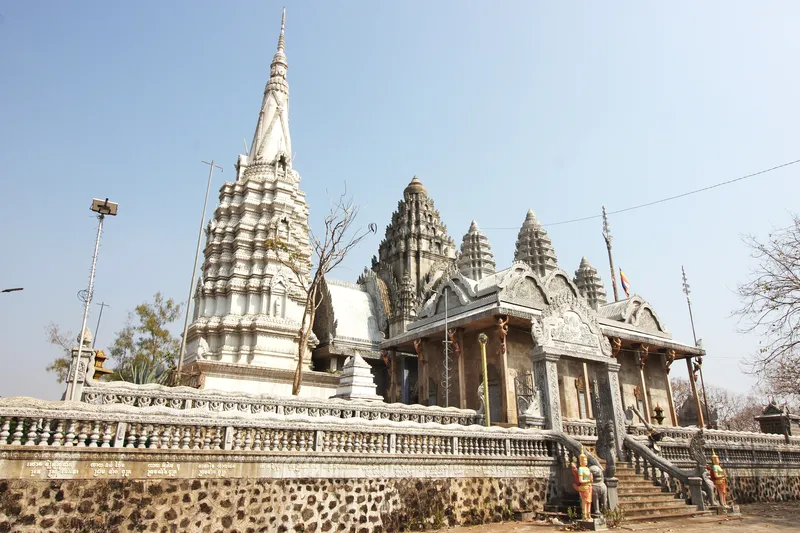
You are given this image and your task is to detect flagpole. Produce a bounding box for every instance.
[602,206,620,302]
[682,266,712,428]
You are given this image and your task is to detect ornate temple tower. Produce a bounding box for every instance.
[456,220,496,281]
[574,257,607,310]
[514,210,558,277]
[374,176,456,336]
[184,11,327,396]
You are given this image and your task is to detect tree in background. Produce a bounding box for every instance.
[109,292,182,385]
[45,323,74,383]
[736,214,800,400]
[266,188,375,395]
[670,377,762,432]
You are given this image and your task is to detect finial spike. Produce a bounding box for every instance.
[276,7,286,54]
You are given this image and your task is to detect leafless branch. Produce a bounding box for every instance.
[734,213,800,398]
[264,185,375,395]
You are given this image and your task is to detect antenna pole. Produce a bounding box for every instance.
[602,206,620,302]
[92,302,110,348]
[178,160,223,375]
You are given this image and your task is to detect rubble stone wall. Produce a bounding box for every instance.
[0,475,550,533]
[726,471,800,504]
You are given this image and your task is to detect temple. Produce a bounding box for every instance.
[177,10,707,439]
[5,11,800,532]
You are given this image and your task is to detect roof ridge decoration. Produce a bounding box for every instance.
[531,293,613,357]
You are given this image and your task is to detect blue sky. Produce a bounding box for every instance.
[1,1,798,401]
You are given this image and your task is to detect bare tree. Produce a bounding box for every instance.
[670,377,763,432]
[45,323,74,383]
[735,214,800,399]
[266,189,375,395]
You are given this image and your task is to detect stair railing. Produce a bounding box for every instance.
[623,435,706,509]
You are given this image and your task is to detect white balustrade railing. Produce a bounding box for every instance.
[627,424,800,467]
[80,381,479,426]
[562,419,598,443]
[0,398,558,461]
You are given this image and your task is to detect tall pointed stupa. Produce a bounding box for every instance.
[184,10,328,396]
[514,210,558,277]
[457,220,496,280]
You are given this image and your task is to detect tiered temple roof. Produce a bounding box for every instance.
[457,221,496,281]
[513,210,558,277]
[573,257,607,310]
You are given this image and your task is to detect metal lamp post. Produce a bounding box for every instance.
[69,198,118,401]
[478,333,490,427]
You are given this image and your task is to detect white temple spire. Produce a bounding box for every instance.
[250,7,292,166]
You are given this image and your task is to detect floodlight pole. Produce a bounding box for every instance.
[69,214,106,401]
[92,302,110,348]
[178,160,223,374]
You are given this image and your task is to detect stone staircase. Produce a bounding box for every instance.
[616,463,710,522]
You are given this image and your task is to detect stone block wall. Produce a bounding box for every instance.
[0,476,550,533]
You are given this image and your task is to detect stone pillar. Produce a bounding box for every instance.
[532,350,562,431]
[457,329,467,409]
[64,332,96,402]
[605,478,619,510]
[596,360,626,458]
[664,350,679,426]
[636,344,651,423]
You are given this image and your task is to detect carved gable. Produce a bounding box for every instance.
[532,295,612,357]
[502,276,547,308]
[545,271,578,298]
[626,299,667,334]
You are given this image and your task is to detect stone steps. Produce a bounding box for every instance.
[615,463,708,522]
[623,508,713,522]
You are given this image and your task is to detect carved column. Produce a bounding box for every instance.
[596,360,626,457]
[495,315,512,424]
[635,343,651,423]
[663,349,678,426]
[532,351,562,431]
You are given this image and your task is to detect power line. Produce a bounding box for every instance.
[483,158,800,230]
